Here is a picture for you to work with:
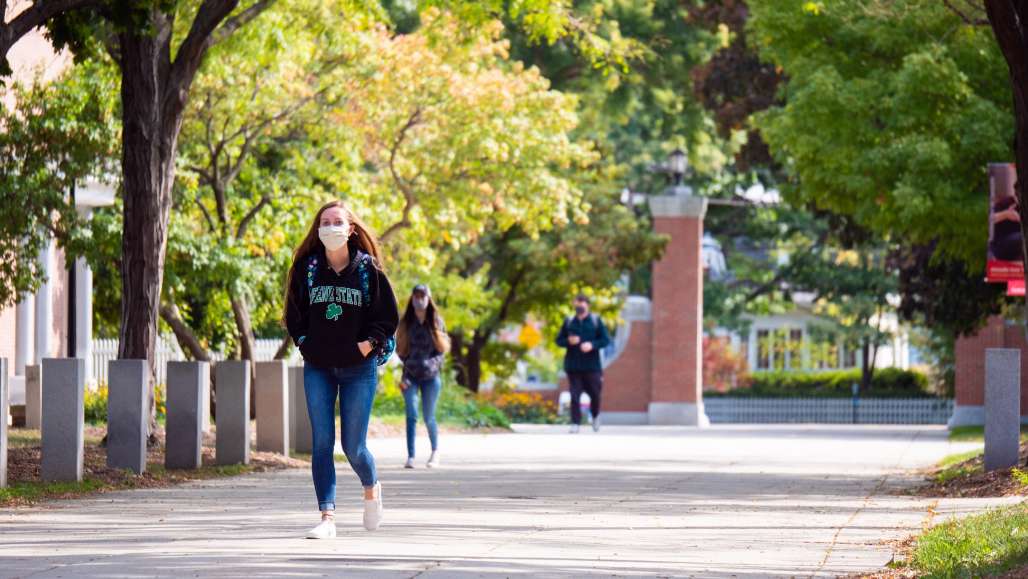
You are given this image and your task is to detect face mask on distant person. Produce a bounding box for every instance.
[575,305,587,316]
[318,225,349,251]
[413,297,429,311]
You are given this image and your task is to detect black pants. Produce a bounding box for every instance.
[568,371,603,425]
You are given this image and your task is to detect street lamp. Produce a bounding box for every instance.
[668,149,687,185]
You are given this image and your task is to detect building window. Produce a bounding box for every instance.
[772,329,787,370]
[786,329,804,370]
[757,329,770,370]
[843,345,859,369]
[811,340,839,370]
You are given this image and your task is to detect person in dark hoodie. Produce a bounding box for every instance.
[284,200,399,539]
[396,284,450,469]
[556,294,610,433]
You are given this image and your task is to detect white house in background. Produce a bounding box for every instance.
[720,293,912,373]
[0,15,115,416]
[704,183,912,374]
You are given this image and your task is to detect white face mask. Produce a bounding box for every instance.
[318,225,349,251]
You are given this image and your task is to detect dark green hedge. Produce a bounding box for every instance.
[705,368,935,399]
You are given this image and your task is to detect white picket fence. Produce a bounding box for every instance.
[91,337,299,386]
[704,397,954,424]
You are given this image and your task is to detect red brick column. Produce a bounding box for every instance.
[648,194,708,426]
[951,316,1028,426]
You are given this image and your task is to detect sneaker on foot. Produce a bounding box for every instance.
[570,424,580,434]
[363,482,383,531]
[426,451,440,468]
[305,518,336,539]
[592,415,601,432]
[404,457,415,469]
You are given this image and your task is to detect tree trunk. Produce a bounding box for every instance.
[273,335,292,360]
[230,293,258,417]
[452,331,488,393]
[451,331,467,388]
[860,339,872,394]
[984,4,1028,344]
[117,17,178,444]
[160,301,211,362]
[463,337,484,393]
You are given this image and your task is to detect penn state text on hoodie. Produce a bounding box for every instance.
[285,241,399,368]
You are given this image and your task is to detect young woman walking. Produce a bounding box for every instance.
[284,200,399,539]
[395,284,450,469]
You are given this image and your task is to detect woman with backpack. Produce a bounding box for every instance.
[284,200,400,539]
[396,284,451,469]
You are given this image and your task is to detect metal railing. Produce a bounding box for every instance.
[704,397,953,424]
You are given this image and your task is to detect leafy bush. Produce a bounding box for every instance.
[480,388,558,423]
[84,384,109,424]
[705,368,934,398]
[374,370,510,429]
[83,382,166,424]
[703,336,750,392]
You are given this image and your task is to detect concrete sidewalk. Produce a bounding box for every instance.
[0,424,1019,578]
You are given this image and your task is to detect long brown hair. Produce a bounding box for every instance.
[396,291,450,357]
[283,200,382,322]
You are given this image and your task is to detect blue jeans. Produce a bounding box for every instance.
[304,360,378,511]
[402,375,441,458]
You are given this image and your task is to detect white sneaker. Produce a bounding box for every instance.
[426,451,440,468]
[305,518,336,539]
[570,424,580,434]
[363,482,383,531]
[404,457,415,469]
[592,416,601,432]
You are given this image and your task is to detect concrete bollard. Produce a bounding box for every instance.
[41,358,85,482]
[107,360,149,474]
[201,371,211,434]
[255,361,289,455]
[1,358,8,488]
[289,366,312,455]
[166,361,208,470]
[25,364,41,431]
[216,361,251,465]
[985,348,1022,472]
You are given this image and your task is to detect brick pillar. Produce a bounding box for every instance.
[950,316,1028,427]
[648,193,709,426]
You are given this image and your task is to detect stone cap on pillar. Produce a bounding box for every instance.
[649,193,707,219]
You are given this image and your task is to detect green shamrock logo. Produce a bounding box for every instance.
[326,303,343,321]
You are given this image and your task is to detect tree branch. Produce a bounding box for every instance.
[160,301,211,362]
[164,0,244,130]
[1,0,101,61]
[235,195,269,239]
[943,0,990,26]
[273,334,291,360]
[983,1,1028,87]
[212,0,273,44]
[194,195,217,232]
[379,108,423,243]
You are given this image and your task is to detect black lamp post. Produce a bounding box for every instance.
[667,149,687,186]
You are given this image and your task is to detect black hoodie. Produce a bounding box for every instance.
[285,241,399,368]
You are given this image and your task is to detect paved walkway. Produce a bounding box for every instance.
[0,424,1020,578]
